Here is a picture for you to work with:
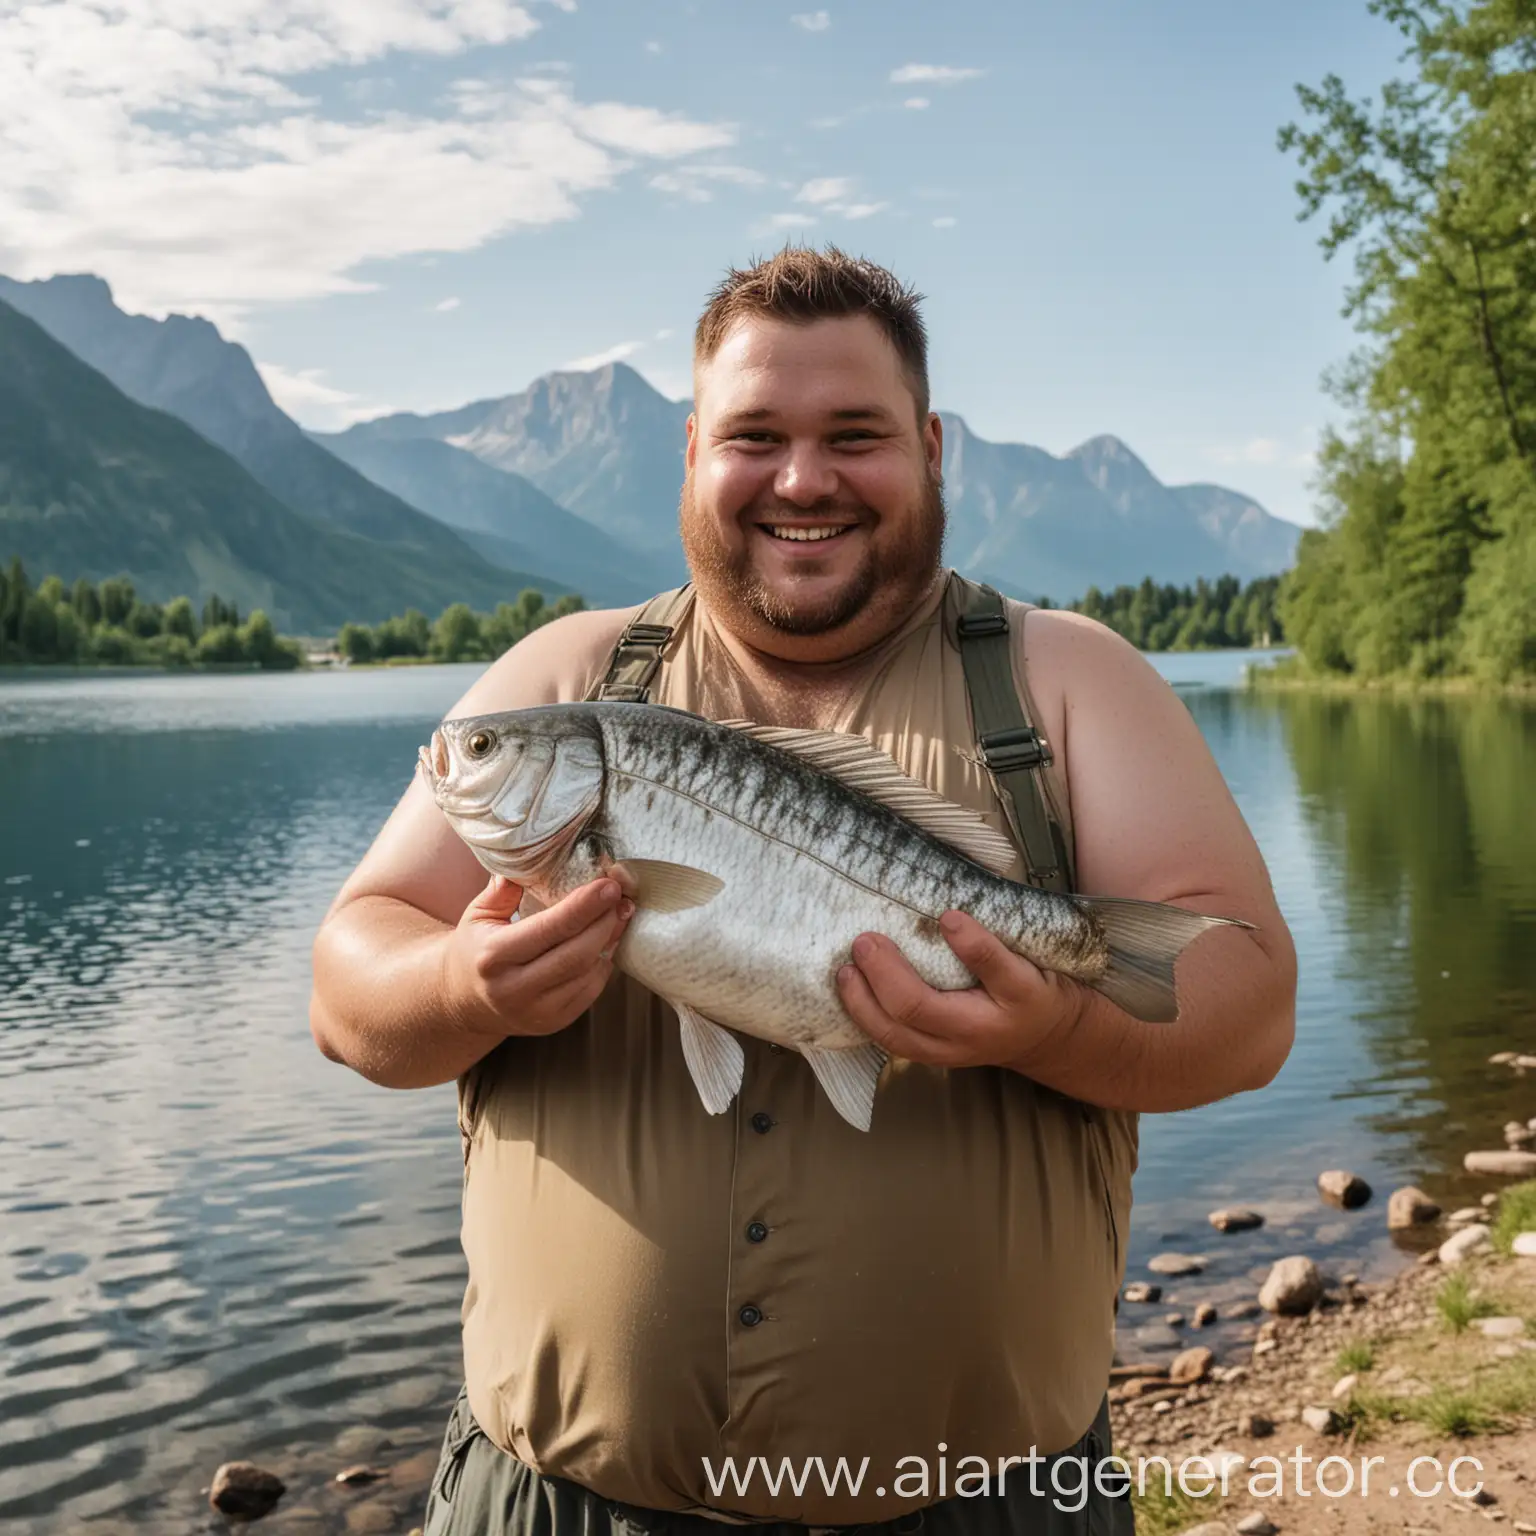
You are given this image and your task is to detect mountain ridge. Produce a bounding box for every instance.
[0,273,535,614]
[0,298,558,631]
[2,270,1303,610]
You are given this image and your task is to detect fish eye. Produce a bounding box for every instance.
[467,729,496,758]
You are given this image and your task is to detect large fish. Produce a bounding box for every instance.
[419,702,1247,1130]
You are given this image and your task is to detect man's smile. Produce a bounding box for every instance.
[756,521,860,544]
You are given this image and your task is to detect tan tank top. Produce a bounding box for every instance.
[457,574,1137,1524]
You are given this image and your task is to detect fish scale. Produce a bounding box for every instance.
[422,702,1248,1128]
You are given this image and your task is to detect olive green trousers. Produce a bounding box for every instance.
[420,1389,1136,1536]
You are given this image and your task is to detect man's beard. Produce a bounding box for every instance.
[678,471,947,638]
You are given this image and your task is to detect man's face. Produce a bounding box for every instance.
[681,314,945,657]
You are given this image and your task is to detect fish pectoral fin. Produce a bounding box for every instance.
[720,722,1017,877]
[799,1042,888,1132]
[675,1002,745,1116]
[617,858,725,913]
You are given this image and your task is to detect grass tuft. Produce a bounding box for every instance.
[1489,1179,1536,1255]
[1130,1479,1208,1536]
[1335,1339,1377,1374]
[1410,1390,1505,1438]
[1436,1273,1499,1333]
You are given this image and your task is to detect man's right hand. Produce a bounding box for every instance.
[443,875,636,1040]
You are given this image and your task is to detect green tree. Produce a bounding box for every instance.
[1276,0,1536,680]
[19,594,59,658]
[238,609,302,670]
[431,602,485,663]
[196,623,245,664]
[337,622,375,664]
[99,577,136,628]
[89,625,137,664]
[52,603,83,662]
[72,578,102,628]
[202,594,239,631]
[126,600,164,639]
[162,596,198,642]
[2,556,30,654]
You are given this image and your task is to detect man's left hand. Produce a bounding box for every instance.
[835,911,1086,1072]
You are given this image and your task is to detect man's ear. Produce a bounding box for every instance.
[923,410,944,476]
[686,411,699,470]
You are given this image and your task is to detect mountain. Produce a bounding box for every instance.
[940,419,1302,601]
[0,299,544,632]
[345,363,693,579]
[352,367,1301,601]
[314,430,675,607]
[0,274,547,613]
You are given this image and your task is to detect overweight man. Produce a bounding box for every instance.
[310,247,1297,1536]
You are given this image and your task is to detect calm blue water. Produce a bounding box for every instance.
[2,654,1533,1532]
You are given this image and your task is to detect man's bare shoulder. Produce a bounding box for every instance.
[447,605,636,718]
[1000,601,1158,740]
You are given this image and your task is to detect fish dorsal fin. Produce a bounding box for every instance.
[719,721,1017,878]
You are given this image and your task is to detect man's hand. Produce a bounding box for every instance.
[443,875,636,1041]
[835,911,1083,1071]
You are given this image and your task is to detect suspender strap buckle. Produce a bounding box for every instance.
[621,623,674,647]
[584,585,695,706]
[595,682,651,703]
[956,611,1009,639]
[979,725,1052,772]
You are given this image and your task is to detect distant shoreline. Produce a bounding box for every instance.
[1245,658,1536,699]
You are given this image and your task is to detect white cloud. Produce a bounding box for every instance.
[790,177,886,222]
[795,176,855,205]
[903,97,930,110]
[645,39,663,53]
[653,327,673,340]
[889,64,985,85]
[0,1,734,321]
[791,10,831,30]
[932,216,957,229]
[649,163,765,202]
[256,360,396,428]
[562,339,644,370]
[765,211,817,230]
[433,296,462,311]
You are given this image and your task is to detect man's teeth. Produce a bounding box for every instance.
[768,526,848,542]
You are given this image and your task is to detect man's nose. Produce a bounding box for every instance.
[773,443,839,507]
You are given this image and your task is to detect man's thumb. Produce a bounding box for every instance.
[467,874,524,923]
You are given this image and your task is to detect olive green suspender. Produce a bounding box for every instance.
[585,578,1072,893]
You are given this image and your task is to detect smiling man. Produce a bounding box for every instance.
[310,247,1297,1536]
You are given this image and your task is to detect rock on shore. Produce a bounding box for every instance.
[210,1463,286,1520]
[1258,1256,1323,1315]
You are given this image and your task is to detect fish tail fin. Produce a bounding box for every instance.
[1078,897,1253,1023]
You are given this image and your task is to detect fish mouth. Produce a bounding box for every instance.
[417,729,450,788]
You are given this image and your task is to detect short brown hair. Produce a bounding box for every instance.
[694,245,930,415]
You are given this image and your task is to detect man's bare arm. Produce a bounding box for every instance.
[308,608,633,1089]
[839,611,1297,1112]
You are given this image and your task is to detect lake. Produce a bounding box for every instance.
[2,654,1534,1533]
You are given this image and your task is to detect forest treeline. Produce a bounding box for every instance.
[1273,0,1535,683]
[4,554,1286,669]
[0,558,302,669]
[1065,575,1284,651]
[334,590,586,664]
[0,558,584,668]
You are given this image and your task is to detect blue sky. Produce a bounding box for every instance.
[0,1,1410,526]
